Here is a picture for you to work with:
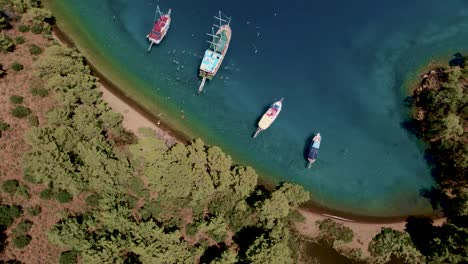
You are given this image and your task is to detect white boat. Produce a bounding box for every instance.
[253,98,283,138]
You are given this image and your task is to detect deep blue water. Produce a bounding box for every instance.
[50,0,468,217]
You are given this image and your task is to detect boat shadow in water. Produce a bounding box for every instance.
[303,134,316,168]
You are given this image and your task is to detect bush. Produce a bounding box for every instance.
[15,185,30,199]
[27,115,39,127]
[10,106,31,118]
[15,36,25,44]
[12,220,32,236]
[316,218,354,244]
[26,205,41,216]
[2,179,19,195]
[11,62,23,72]
[0,34,14,52]
[39,188,54,200]
[30,87,48,97]
[59,250,79,264]
[30,24,42,34]
[28,44,42,55]
[12,235,31,249]
[0,121,9,131]
[56,190,73,203]
[85,194,99,207]
[18,25,29,32]
[0,205,21,227]
[9,95,24,104]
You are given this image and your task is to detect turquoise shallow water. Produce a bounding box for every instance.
[49,0,468,217]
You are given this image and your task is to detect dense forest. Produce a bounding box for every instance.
[0,0,467,263]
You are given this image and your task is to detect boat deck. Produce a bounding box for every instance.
[200,50,222,73]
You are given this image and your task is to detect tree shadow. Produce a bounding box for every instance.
[419,187,448,211]
[449,52,465,67]
[245,185,271,207]
[302,134,315,166]
[405,216,437,256]
[199,243,227,263]
[233,226,266,259]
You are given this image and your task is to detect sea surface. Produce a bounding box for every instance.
[48,0,468,217]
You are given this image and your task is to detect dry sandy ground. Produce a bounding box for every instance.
[0,23,88,263]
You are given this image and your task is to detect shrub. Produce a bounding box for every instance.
[10,106,31,118]
[2,179,19,195]
[39,188,54,200]
[9,95,24,104]
[30,24,42,34]
[59,250,79,264]
[15,185,30,199]
[28,44,42,55]
[15,36,25,44]
[0,34,14,52]
[11,62,23,72]
[85,194,99,207]
[0,121,9,131]
[18,25,29,32]
[12,235,31,249]
[27,115,39,127]
[12,220,32,237]
[56,190,73,203]
[0,205,21,227]
[26,205,41,216]
[316,218,354,244]
[30,87,48,97]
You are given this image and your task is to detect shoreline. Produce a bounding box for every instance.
[53,26,192,145]
[51,23,443,224]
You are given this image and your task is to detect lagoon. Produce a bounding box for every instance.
[46,0,468,217]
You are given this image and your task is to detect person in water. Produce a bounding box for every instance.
[308,133,321,164]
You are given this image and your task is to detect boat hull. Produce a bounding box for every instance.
[257,100,282,130]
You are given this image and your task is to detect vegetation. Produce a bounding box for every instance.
[316,218,354,244]
[12,220,33,237]
[28,43,41,55]
[2,180,30,199]
[0,120,10,131]
[58,250,79,264]
[27,114,39,127]
[55,190,72,203]
[0,33,14,52]
[12,235,32,249]
[14,35,25,44]
[10,105,30,118]
[30,87,48,97]
[10,61,23,71]
[0,63,5,77]
[0,205,21,227]
[18,24,29,32]
[26,205,41,216]
[369,227,424,264]
[9,94,23,104]
[0,13,9,31]
[2,179,19,195]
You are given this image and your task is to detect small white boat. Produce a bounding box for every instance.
[253,98,283,138]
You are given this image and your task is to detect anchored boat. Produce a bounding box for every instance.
[253,98,283,138]
[146,5,171,51]
[198,11,232,93]
[307,133,321,168]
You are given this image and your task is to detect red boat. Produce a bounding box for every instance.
[146,5,171,51]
